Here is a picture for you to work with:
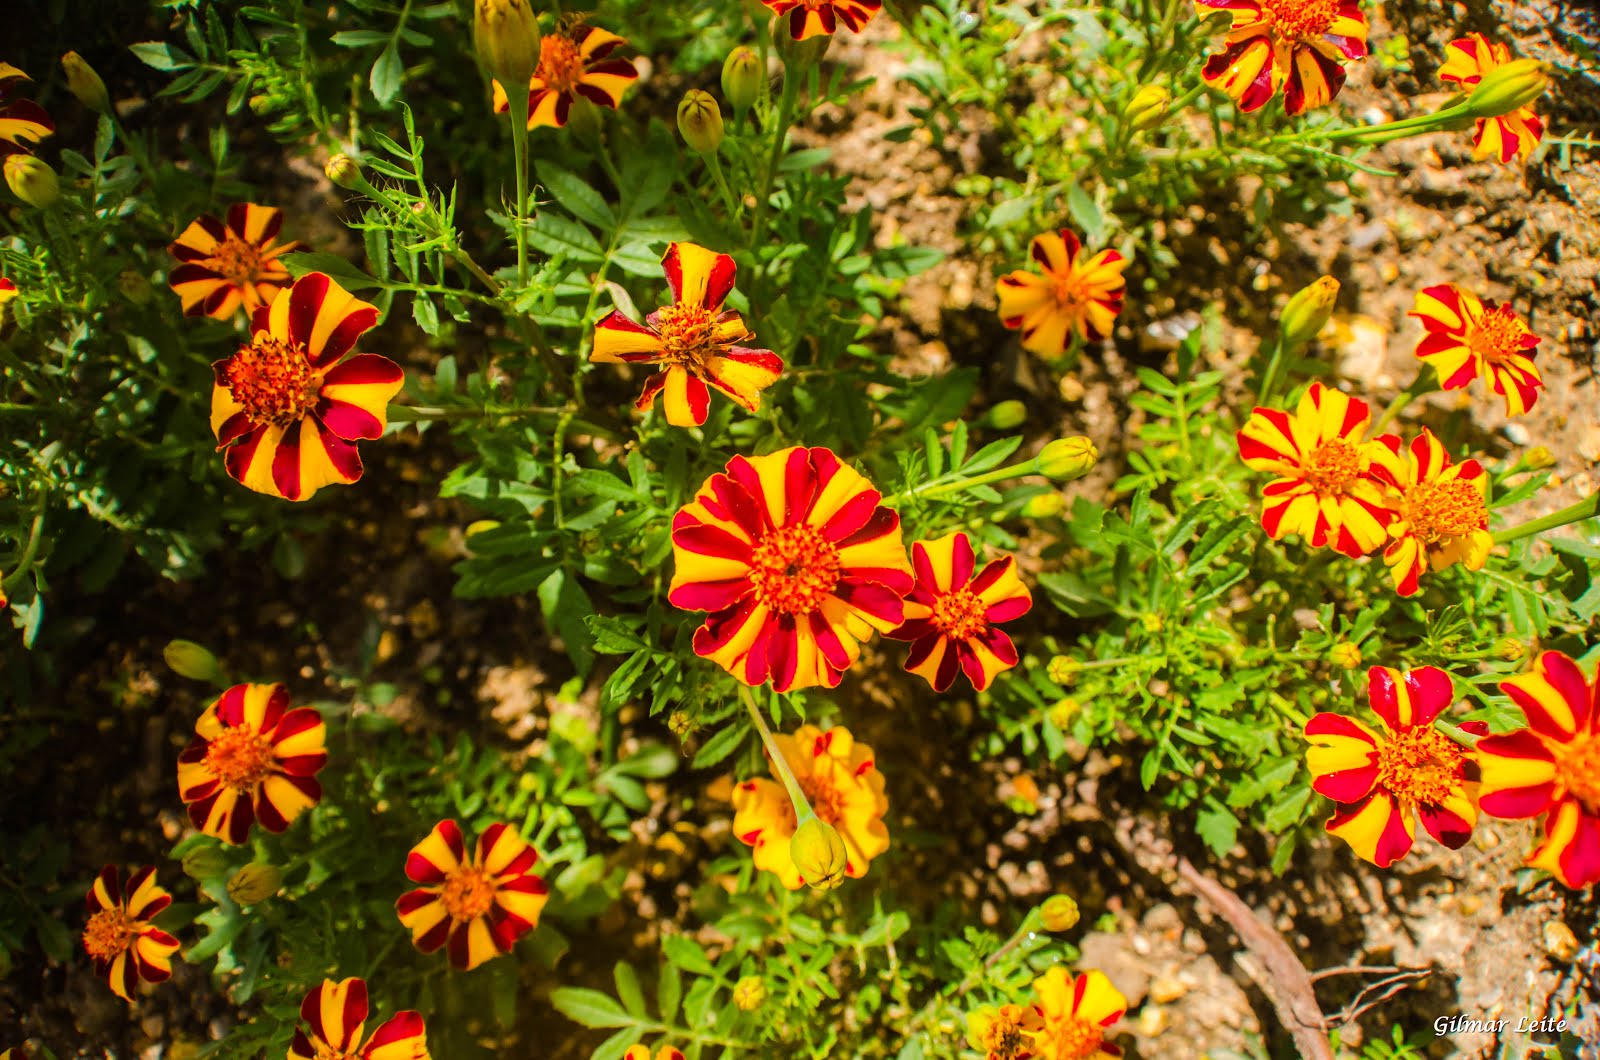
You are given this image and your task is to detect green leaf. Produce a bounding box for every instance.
[1067,184,1106,245]
[586,615,649,655]
[279,252,387,293]
[538,162,616,230]
[331,29,391,46]
[1195,800,1240,857]
[661,934,716,975]
[129,42,195,71]
[658,961,683,1024]
[551,987,635,1029]
[614,961,647,1018]
[691,719,750,769]
[527,213,603,260]
[567,469,640,505]
[538,569,596,677]
[370,41,403,105]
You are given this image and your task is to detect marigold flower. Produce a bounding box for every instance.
[288,977,430,1060]
[177,682,327,845]
[762,0,881,41]
[491,24,637,129]
[996,230,1128,355]
[732,724,889,890]
[82,866,180,1002]
[887,531,1032,693]
[167,204,299,319]
[592,242,783,427]
[1031,967,1126,1060]
[1195,0,1369,114]
[395,820,550,971]
[668,446,913,691]
[0,64,53,158]
[1235,381,1393,558]
[623,1048,685,1060]
[1409,284,1542,416]
[1440,34,1546,163]
[1476,651,1600,889]
[1367,428,1492,597]
[968,1004,1046,1060]
[2,1048,25,1060]
[1305,666,1485,867]
[210,272,403,501]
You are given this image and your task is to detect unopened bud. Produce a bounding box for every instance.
[1465,58,1549,119]
[790,816,848,890]
[667,710,693,736]
[1047,698,1080,730]
[325,153,364,191]
[1523,445,1555,471]
[61,52,110,115]
[1021,492,1066,519]
[1124,84,1171,131]
[1040,894,1081,932]
[732,975,767,1011]
[164,639,223,684]
[983,399,1027,430]
[1329,642,1362,669]
[180,845,230,882]
[4,155,59,209]
[226,863,282,905]
[1035,437,1097,480]
[1279,275,1339,348]
[474,0,541,97]
[1494,637,1527,662]
[677,90,725,154]
[1046,655,1077,684]
[722,47,761,115]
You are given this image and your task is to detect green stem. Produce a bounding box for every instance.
[705,152,740,217]
[1371,371,1436,436]
[750,49,804,248]
[509,106,531,288]
[1493,491,1600,545]
[1255,334,1286,405]
[738,685,815,821]
[886,454,1082,506]
[1,502,45,596]
[1285,98,1473,146]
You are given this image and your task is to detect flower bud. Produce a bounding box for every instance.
[1464,59,1549,119]
[1047,697,1080,730]
[1124,84,1171,131]
[474,0,541,97]
[1494,637,1527,662]
[1040,894,1081,932]
[1329,642,1362,669]
[983,399,1027,430]
[1523,445,1555,471]
[1141,613,1164,634]
[180,844,230,882]
[226,863,282,905]
[61,52,111,115]
[790,816,848,890]
[1279,275,1338,348]
[732,975,767,1011]
[325,153,364,191]
[1021,492,1066,519]
[667,710,694,736]
[164,639,223,684]
[1035,436,1098,481]
[1046,655,1077,684]
[677,90,725,155]
[4,155,59,209]
[722,47,761,115]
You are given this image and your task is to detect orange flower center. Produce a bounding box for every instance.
[441,865,497,921]
[1402,478,1486,544]
[655,301,719,372]
[1553,733,1600,815]
[204,723,276,791]
[537,34,584,93]
[82,906,138,961]
[1049,1016,1105,1060]
[748,523,841,615]
[1302,438,1362,494]
[798,772,844,825]
[1375,726,1465,806]
[224,335,322,428]
[309,1037,360,1060]
[1051,271,1090,314]
[931,586,988,641]
[1467,308,1524,366]
[1257,0,1340,43]
[207,232,266,287]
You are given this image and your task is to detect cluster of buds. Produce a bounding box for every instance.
[674,45,767,155]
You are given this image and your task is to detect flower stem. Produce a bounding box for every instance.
[508,101,532,288]
[1493,490,1600,545]
[738,685,815,822]
[0,502,45,597]
[750,46,806,248]
[1370,371,1436,436]
[706,152,740,217]
[886,453,1090,506]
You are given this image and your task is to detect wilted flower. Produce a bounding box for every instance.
[1441,34,1546,163]
[967,1004,1046,1060]
[4,154,58,209]
[0,64,53,158]
[676,90,725,154]
[887,531,1032,692]
[1409,283,1542,416]
[762,0,881,41]
[996,229,1128,354]
[1031,967,1127,1060]
[288,978,430,1060]
[396,820,550,971]
[1368,428,1492,597]
[167,204,299,319]
[82,866,180,1002]
[61,52,110,114]
[492,24,638,129]
[1194,0,1369,114]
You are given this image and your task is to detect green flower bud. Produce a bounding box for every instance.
[61,52,111,115]
[226,863,282,906]
[1523,446,1555,471]
[1040,894,1081,932]
[790,816,848,890]
[1021,492,1066,519]
[1329,642,1362,669]
[722,47,761,115]
[474,0,541,97]
[1464,59,1549,119]
[1046,655,1077,684]
[4,155,60,210]
[1124,84,1171,131]
[732,975,767,1011]
[1494,637,1527,662]
[181,844,230,882]
[1047,697,1080,730]
[983,399,1028,430]
[677,90,725,155]
[1279,275,1339,348]
[325,153,364,191]
[163,639,223,684]
[1035,437,1098,481]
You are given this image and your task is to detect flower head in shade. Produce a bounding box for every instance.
[967,1004,1046,1060]
[288,978,429,1060]
[1236,381,1393,558]
[0,64,53,158]
[82,866,180,1002]
[996,230,1128,355]
[1476,651,1600,889]
[1195,0,1369,114]
[1305,666,1485,867]
[1367,428,1492,597]
[210,272,404,501]
[888,531,1032,692]
[491,23,637,129]
[624,1048,685,1060]
[731,724,889,890]
[1409,284,1542,416]
[395,820,550,971]
[1440,34,1546,163]
[669,446,914,692]
[177,682,327,845]
[762,0,882,41]
[591,242,783,427]
[167,204,299,319]
[1031,968,1127,1060]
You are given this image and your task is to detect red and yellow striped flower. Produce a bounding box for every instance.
[624,1048,685,1060]
[167,204,299,319]
[1305,666,1485,867]
[669,446,914,692]
[968,1004,1046,1060]
[762,0,882,41]
[995,229,1128,355]
[732,725,889,890]
[288,978,429,1060]
[1195,0,1368,114]
[82,866,180,1002]
[491,24,638,129]
[1409,284,1542,416]
[1367,428,1492,597]
[177,682,327,845]
[1477,651,1600,889]
[1031,968,1126,1060]
[592,242,783,428]
[1236,382,1393,558]
[1440,34,1546,163]
[395,820,550,971]
[0,64,53,158]
[210,272,404,501]
[888,531,1032,692]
